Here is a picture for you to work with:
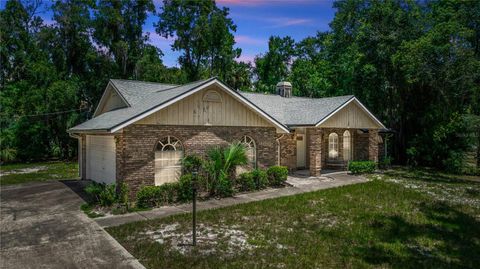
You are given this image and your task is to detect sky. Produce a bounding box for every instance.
[1,0,336,67]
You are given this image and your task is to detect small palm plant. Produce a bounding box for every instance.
[206,142,248,196]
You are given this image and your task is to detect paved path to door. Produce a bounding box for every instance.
[95,172,367,228]
[0,181,145,269]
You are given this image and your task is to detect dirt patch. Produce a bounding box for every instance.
[384,176,480,209]
[0,166,48,176]
[142,223,256,256]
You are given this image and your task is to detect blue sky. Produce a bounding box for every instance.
[1,0,336,67]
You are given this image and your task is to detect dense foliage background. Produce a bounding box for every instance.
[1,0,479,173]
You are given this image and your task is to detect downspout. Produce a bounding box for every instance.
[276,134,285,166]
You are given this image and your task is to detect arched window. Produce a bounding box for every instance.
[343,130,352,161]
[328,133,339,159]
[155,136,183,185]
[240,136,256,169]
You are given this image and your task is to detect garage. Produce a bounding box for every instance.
[86,135,116,184]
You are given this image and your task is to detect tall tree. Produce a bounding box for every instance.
[52,0,94,76]
[253,36,295,93]
[93,0,155,78]
[156,0,240,81]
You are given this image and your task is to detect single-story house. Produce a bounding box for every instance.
[68,77,386,194]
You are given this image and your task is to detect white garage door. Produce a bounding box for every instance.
[86,135,116,184]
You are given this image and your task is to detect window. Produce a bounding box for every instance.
[343,130,352,161]
[240,136,256,169]
[155,136,183,185]
[328,133,339,159]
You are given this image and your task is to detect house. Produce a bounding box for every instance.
[68,78,386,194]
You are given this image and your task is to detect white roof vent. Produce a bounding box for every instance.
[276,81,292,98]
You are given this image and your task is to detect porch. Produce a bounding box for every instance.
[278,127,381,176]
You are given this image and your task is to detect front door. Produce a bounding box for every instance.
[296,134,306,168]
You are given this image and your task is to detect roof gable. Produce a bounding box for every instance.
[316,98,385,129]
[110,79,290,133]
[136,84,276,129]
[69,78,385,134]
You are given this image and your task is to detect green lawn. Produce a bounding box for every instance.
[107,169,480,269]
[0,161,79,185]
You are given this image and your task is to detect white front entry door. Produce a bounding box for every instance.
[296,134,306,168]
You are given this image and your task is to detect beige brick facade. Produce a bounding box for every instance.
[115,124,277,195]
[80,124,381,196]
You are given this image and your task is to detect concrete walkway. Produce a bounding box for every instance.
[95,172,366,228]
[0,181,145,269]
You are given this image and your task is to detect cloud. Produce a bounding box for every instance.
[230,12,315,28]
[235,35,266,45]
[217,0,318,6]
[264,17,314,28]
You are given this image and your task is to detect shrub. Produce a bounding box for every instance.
[267,166,288,186]
[136,186,162,208]
[217,175,234,197]
[182,154,204,174]
[378,156,393,169]
[251,169,268,189]
[177,174,193,202]
[348,161,376,174]
[238,172,256,191]
[85,182,118,206]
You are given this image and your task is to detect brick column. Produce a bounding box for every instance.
[308,128,323,176]
[80,135,87,180]
[368,130,379,162]
[115,131,125,186]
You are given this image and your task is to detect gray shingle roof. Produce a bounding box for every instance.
[69,78,355,133]
[240,92,354,126]
[69,78,215,132]
[111,79,178,105]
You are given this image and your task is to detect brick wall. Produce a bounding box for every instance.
[117,124,277,195]
[354,131,369,160]
[307,128,323,176]
[368,129,379,162]
[277,133,296,170]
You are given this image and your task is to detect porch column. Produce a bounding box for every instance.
[308,128,323,176]
[80,135,87,179]
[368,129,379,162]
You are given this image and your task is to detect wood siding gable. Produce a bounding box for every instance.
[318,100,383,129]
[136,85,276,129]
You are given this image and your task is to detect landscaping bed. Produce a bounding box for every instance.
[107,168,480,269]
[81,144,290,217]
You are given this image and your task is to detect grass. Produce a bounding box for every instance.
[107,168,480,269]
[0,161,79,185]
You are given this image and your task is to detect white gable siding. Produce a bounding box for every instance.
[136,85,273,128]
[318,101,381,129]
[95,86,128,116]
[86,135,116,184]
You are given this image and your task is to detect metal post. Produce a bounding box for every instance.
[192,171,197,246]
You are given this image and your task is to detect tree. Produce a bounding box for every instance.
[253,36,295,93]
[290,33,334,97]
[93,0,155,78]
[52,0,95,76]
[156,0,240,81]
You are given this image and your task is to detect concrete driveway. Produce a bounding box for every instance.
[0,181,144,269]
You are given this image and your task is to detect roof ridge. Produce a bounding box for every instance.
[156,77,216,92]
[240,91,354,101]
[110,78,178,87]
